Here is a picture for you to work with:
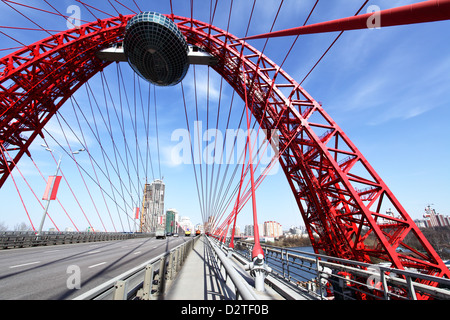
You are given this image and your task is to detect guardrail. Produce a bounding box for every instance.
[0,231,153,249]
[235,240,450,300]
[73,235,200,300]
[206,236,257,300]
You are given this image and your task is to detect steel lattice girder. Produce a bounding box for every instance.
[0,13,448,294]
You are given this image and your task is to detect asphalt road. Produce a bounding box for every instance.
[0,236,191,300]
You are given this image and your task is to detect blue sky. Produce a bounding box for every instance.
[0,0,449,232]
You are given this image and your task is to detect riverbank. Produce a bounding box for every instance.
[263,236,312,248]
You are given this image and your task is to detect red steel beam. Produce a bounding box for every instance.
[244,0,450,40]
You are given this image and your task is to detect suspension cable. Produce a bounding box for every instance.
[180,81,205,224]
[300,0,369,85]
[153,85,162,179]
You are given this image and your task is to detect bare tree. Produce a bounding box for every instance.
[14,222,33,231]
[0,221,8,231]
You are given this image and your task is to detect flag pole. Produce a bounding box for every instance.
[37,154,61,236]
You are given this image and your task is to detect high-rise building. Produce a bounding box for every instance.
[166,208,179,233]
[226,225,241,237]
[244,225,253,236]
[423,205,450,228]
[244,224,263,237]
[264,221,283,238]
[140,179,165,232]
[234,225,241,237]
[205,216,216,234]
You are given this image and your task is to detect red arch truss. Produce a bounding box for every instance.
[0,14,132,186]
[1,14,448,287]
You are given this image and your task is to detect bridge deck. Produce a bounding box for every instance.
[164,236,285,300]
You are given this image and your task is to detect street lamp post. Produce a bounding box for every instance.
[37,145,61,236]
[37,145,85,235]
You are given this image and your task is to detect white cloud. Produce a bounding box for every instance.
[41,116,91,150]
[183,66,224,110]
[316,22,450,126]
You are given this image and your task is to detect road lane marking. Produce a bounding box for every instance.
[133,251,141,255]
[86,250,101,254]
[88,262,106,269]
[9,261,40,269]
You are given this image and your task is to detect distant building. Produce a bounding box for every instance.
[414,219,428,228]
[179,216,194,233]
[284,225,310,239]
[235,225,241,237]
[227,225,241,237]
[289,226,303,235]
[264,221,282,238]
[244,225,253,236]
[166,208,179,233]
[205,216,216,234]
[140,179,165,232]
[244,224,263,237]
[422,205,450,228]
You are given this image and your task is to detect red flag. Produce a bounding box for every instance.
[134,207,140,219]
[42,176,62,200]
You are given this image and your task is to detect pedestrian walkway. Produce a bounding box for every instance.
[164,236,234,299]
[164,236,284,300]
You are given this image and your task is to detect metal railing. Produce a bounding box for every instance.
[206,236,258,300]
[73,235,200,300]
[0,231,152,249]
[235,240,450,300]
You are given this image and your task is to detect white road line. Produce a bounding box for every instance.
[133,251,141,255]
[86,250,101,254]
[88,262,106,269]
[9,261,40,269]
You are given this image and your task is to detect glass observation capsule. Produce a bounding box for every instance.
[123,12,189,86]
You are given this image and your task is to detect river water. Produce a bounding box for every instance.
[265,246,318,283]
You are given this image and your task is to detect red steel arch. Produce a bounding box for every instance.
[0,14,133,187]
[0,14,448,289]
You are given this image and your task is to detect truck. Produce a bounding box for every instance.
[185,230,191,237]
[156,227,166,239]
